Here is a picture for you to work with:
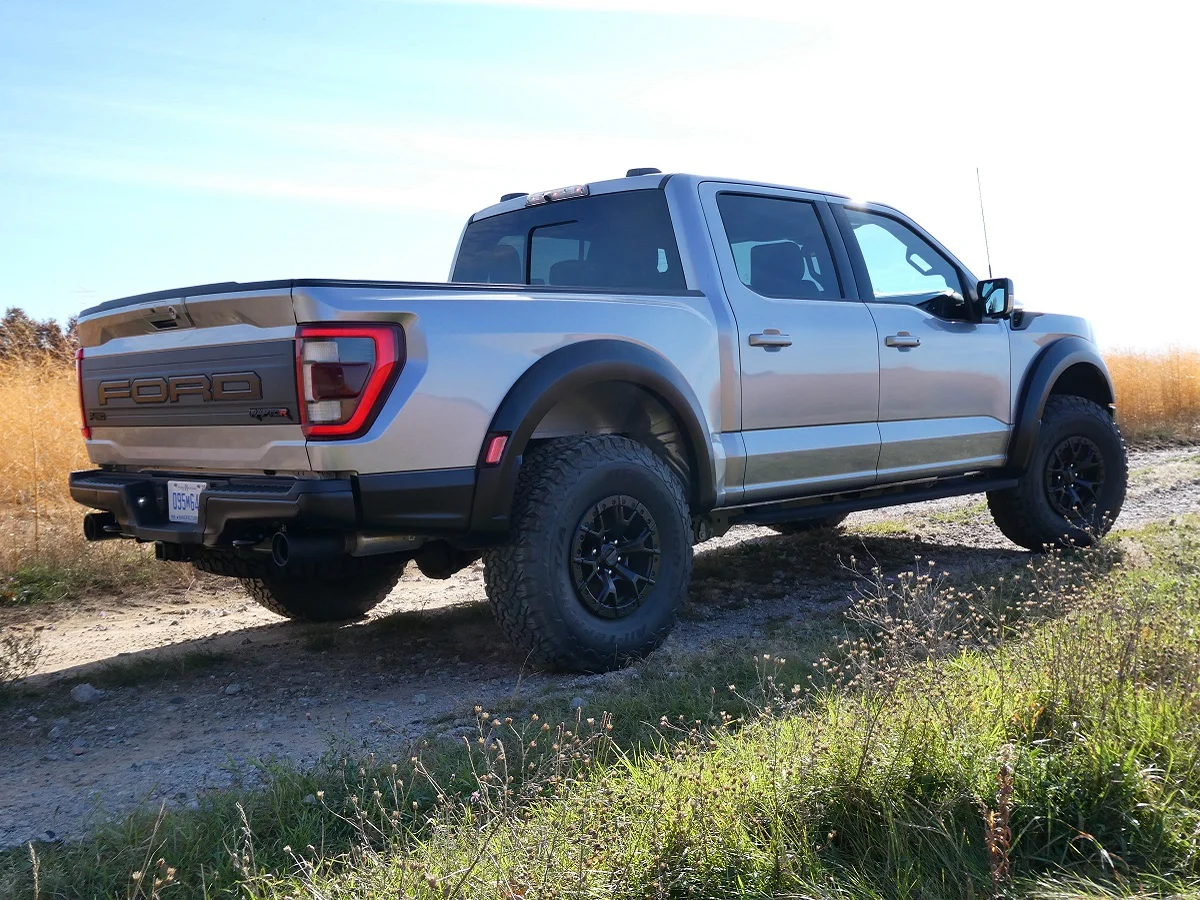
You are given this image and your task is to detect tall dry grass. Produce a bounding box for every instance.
[1106,347,1200,441]
[0,355,186,604]
[0,355,88,511]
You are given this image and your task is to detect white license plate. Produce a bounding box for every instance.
[167,480,207,524]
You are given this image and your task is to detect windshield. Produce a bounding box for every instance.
[452,190,687,293]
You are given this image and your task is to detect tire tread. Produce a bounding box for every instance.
[988,394,1127,550]
[483,435,691,671]
[193,550,404,621]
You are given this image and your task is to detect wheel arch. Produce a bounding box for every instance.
[469,340,716,535]
[1007,337,1115,473]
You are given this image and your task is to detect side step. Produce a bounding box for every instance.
[731,474,1018,527]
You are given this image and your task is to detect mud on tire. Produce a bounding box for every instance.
[988,394,1127,550]
[193,550,406,622]
[483,434,692,673]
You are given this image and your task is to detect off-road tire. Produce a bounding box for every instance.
[769,514,848,536]
[483,435,692,672]
[193,551,406,621]
[987,395,1127,550]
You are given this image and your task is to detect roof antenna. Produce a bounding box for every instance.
[976,167,993,278]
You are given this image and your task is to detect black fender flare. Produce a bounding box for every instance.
[468,340,716,535]
[1007,336,1115,473]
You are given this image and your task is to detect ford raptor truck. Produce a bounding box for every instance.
[69,168,1127,672]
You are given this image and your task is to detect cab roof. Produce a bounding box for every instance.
[470,172,852,221]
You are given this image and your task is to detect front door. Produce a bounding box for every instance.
[833,203,1011,481]
[701,184,880,502]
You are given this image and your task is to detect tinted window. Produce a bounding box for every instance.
[843,208,962,303]
[716,193,841,300]
[452,190,686,292]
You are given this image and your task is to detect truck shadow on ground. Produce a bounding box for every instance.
[16,528,1040,698]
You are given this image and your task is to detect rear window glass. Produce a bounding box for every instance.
[716,193,842,300]
[452,190,686,293]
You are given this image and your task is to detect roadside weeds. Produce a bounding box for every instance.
[3,520,1199,899]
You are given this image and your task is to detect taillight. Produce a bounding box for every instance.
[76,347,90,440]
[295,324,404,439]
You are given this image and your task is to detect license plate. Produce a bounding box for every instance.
[167,480,206,524]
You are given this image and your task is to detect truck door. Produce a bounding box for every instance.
[700,183,880,502]
[832,202,1011,481]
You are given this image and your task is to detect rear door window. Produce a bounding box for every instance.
[452,190,686,293]
[715,193,843,300]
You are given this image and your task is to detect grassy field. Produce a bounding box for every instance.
[3,520,1199,899]
[1107,348,1200,442]
[0,356,186,607]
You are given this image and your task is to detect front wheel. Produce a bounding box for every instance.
[988,395,1127,550]
[483,435,692,672]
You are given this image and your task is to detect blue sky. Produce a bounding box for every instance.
[1,0,1195,348]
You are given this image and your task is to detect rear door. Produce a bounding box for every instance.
[78,285,310,473]
[831,203,1011,481]
[700,183,880,501]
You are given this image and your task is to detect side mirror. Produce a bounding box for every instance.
[979,277,1014,318]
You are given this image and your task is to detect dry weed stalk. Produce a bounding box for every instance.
[983,743,1016,892]
[0,625,42,689]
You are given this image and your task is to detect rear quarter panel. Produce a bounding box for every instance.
[290,285,724,476]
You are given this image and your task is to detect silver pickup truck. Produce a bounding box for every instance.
[70,169,1126,671]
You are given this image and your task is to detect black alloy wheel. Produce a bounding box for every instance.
[987,395,1127,551]
[1044,435,1106,521]
[570,494,661,619]
[482,434,692,672]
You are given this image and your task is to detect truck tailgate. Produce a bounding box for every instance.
[77,283,311,473]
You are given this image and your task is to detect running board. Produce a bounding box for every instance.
[731,475,1018,526]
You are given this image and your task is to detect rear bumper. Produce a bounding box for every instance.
[69,467,477,547]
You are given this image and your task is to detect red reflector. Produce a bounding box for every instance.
[76,347,91,440]
[483,434,508,465]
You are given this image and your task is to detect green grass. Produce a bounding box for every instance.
[927,498,990,525]
[1,545,177,607]
[82,649,232,690]
[852,519,911,536]
[5,522,1200,899]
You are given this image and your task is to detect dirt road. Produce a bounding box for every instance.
[2,446,1197,848]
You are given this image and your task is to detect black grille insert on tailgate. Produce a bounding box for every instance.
[81,340,300,428]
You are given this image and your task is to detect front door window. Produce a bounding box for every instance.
[843,208,963,305]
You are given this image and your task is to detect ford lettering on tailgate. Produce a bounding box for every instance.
[79,339,299,428]
[97,372,263,405]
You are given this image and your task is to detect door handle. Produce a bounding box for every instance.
[749,331,792,348]
[885,332,921,348]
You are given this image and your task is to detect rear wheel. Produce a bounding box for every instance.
[769,513,848,536]
[194,551,406,621]
[988,394,1127,550]
[483,435,692,672]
